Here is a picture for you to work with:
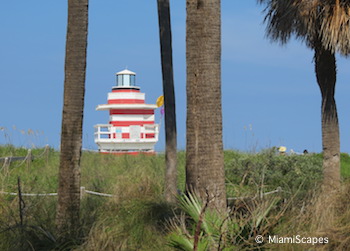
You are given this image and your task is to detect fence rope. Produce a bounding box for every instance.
[35,145,50,158]
[227,187,287,201]
[1,187,284,200]
[85,190,114,197]
[0,145,50,167]
[0,191,58,196]
[0,187,114,198]
[14,150,32,168]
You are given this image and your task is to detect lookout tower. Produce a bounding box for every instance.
[94,69,159,154]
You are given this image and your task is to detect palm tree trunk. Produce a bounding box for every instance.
[186,0,227,211]
[314,38,341,191]
[56,0,89,239]
[157,0,178,203]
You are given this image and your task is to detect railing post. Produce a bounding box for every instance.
[155,125,159,141]
[111,125,115,139]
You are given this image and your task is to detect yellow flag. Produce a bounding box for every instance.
[156,95,164,107]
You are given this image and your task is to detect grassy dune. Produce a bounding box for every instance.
[0,145,349,250]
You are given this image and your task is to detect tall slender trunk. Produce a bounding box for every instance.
[56,0,89,239]
[186,0,227,211]
[314,38,340,191]
[157,0,178,203]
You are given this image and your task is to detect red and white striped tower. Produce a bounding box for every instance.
[94,69,159,154]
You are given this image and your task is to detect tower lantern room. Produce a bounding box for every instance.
[94,69,159,155]
[115,69,136,88]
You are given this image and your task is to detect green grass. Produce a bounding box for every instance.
[1,145,350,250]
[340,153,350,179]
[224,149,324,203]
[0,146,178,250]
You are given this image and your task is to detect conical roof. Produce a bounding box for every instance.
[116,69,136,75]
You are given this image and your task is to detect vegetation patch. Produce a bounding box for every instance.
[1,145,350,250]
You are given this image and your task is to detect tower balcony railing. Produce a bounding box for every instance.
[94,124,159,143]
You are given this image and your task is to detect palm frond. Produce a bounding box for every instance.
[258,0,350,54]
[319,0,350,54]
[258,0,308,45]
[167,191,286,250]
[167,231,194,251]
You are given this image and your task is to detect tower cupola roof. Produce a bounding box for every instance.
[116,69,136,75]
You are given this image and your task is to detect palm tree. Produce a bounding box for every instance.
[258,0,350,190]
[56,0,89,239]
[186,0,227,211]
[157,0,178,204]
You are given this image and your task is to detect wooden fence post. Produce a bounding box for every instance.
[80,186,85,199]
[3,157,9,174]
[26,149,32,169]
[17,176,24,226]
[45,145,49,167]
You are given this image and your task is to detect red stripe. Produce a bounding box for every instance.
[100,151,156,156]
[112,90,140,93]
[110,133,155,139]
[108,99,145,104]
[110,133,131,139]
[110,121,154,126]
[145,133,155,138]
[110,109,154,115]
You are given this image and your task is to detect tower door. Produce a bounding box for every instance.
[129,125,141,140]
